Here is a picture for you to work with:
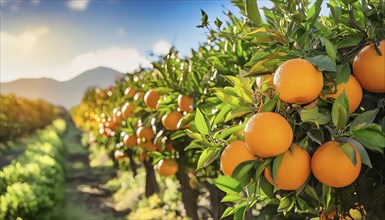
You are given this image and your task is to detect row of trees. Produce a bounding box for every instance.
[0,94,58,144]
[71,0,385,219]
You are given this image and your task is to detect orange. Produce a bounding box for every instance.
[123,133,137,147]
[256,74,274,89]
[139,149,150,162]
[178,94,194,112]
[144,89,161,109]
[136,126,155,149]
[162,111,184,131]
[114,149,128,160]
[323,75,363,113]
[121,102,135,118]
[311,141,361,188]
[157,158,179,176]
[220,141,256,176]
[264,144,311,190]
[353,40,385,93]
[124,87,137,98]
[244,112,293,158]
[134,92,145,101]
[274,58,324,104]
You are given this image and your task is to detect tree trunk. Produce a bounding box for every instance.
[203,181,232,220]
[143,160,159,197]
[128,151,138,176]
[176,170,199,220]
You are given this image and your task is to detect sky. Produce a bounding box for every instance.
[0,0,328,83]
[0,0,241,82]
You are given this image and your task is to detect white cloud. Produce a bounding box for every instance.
[0,0,6,5]
[153,39,172,55]
[67,0,90,11]
[1,28,151,82]
[65,47,151,80]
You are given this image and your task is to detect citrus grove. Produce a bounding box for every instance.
[71,0,385,219]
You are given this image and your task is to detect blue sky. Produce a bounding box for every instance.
[1,0,327,82]
[1,0,242,82]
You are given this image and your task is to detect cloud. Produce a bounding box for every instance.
[1,27,50,57]
[65,47,151,79]
[153,39,172,55]
[67,0,90,11]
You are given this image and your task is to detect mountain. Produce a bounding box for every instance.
[0,67,122,109]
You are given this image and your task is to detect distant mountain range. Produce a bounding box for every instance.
[0,67,122,109]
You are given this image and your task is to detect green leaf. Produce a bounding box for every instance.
[233,204,247,220]
[348,139,372,168]
[335,63,351,85]
[307,0,323,26]
[272,153,284,183]
[195,108,210,135]
[215,90,241,106]
[260,175,274,198]
[321,37,338,63]
[213,105,232,125]
[263,94,279,112]
[322,184,332,208]
[306,131,323,145]
[306,55,336,72]
[185,140,206,151]
[214,124,245,139]
[198,9,208,27]
[225,107,253,122]
[197,148,221,169]
[277,197,292,212]
[353,128,385,153]
[185,130,203,140]
[232,160,256,186]
[221,207,234,219]
[304,185,319,202]
[300,106,331,126]
[221,194,242,203]
[214,17,223,28]
[245,0,261,26]
[351,109,379,129]
[214,175,243,194]
[341,142,357,165]
[331,92,349,129]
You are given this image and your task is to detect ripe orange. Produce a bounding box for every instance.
[144,89,161,109]
[123,134,137,147]
[136,126,155,149]
[121,102,135,118]
[139,149,150,162]
[157,158,179,176]
[220,141,256,176]
[353,40,385,93]
[311,141,361,188]
[134,92,145,101]
[264,144,311,190]
[323,75,363,113]
[124,87,137,98]
[162,111,184,131]
[274,58,324,104]
[244,112,293,158]
[178,94,194,113]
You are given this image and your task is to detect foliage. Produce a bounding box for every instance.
[0,119,67,220]
[71,0,385,219]
[0,94,58,145]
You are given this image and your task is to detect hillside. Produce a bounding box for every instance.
[0,67,122,109]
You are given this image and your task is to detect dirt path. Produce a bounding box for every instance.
[61,121,126,220]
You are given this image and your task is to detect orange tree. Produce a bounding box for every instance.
[71,0,385,219]
[0,94,57,145]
